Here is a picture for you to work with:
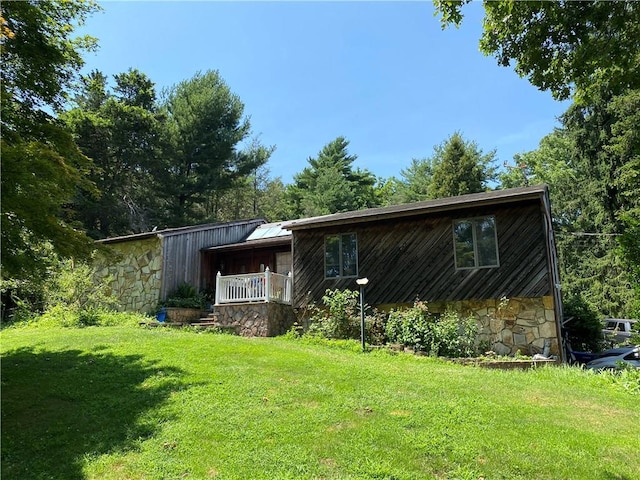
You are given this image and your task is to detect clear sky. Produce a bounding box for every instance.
[79,1,569,184]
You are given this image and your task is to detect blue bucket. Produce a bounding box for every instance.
[156,308,167,323]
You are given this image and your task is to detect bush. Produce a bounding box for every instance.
[307,289,361,339]
[386,301,478,357]
[161,283,205,309]
[17,305,144,329]
[304,289,387,344]
[562,294,604,352]
[45,259,118,312]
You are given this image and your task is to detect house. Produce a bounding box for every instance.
[95,185,563,360]
[283,185,563,359]
[201,221,292,288]
[94,219,265,313]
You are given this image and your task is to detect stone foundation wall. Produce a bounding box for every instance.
[429,296,559,357]
[214,302,297,337]
[94,238,163,314]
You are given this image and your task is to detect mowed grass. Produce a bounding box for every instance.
[1,327,638,480]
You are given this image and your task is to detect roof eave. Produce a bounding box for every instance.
[284,186,548,231]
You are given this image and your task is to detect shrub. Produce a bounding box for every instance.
[307,289,361,339]
[386,301,433,352]
[161,283,205,309]
[596,363,640,396]
[431,310,478,358]
[23,305,144,329]
[45,259,118,312]
[386,301,478,357]
[562,294,604,352]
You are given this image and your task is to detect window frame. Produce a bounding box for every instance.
[453,216,500,270]
[324,233,358,279]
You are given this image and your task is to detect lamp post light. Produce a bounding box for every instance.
[356,277,369,352]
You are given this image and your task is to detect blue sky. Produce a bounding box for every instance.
[79,1,569,184]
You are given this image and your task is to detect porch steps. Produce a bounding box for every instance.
[189,311,240,334]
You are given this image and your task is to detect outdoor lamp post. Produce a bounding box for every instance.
[356,278,369,352]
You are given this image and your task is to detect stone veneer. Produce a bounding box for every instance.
[94,237,163,314]
[428,296,559,357]
[214,302,297,337]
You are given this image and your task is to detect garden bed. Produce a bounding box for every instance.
[449,357,560,370]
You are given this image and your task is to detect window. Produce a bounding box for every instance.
[276,252,292,275]
[325,233,358,278]
[453,217,499,269]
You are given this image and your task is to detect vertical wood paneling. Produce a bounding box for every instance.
[160,220,264,299]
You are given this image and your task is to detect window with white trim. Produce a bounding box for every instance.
[453,216,499,269]
[324,233,358,278]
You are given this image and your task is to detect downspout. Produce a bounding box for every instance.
[540,187,565,363]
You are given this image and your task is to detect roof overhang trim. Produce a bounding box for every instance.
[283,186,548,231]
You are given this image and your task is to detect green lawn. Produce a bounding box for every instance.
[1,326,638,480]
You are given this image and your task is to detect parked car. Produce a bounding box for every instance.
[585,345,640,371]
[602,318,638,343]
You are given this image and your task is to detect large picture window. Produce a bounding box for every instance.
[453,217,499,269]
[325,233,358,278]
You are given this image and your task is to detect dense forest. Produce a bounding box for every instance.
[1,1,638,320]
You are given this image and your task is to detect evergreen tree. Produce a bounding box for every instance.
[63,69,165,238]
[428,132,495,199]
[394,158,434,203]
[158,71,266,226]
[286,137,378,217]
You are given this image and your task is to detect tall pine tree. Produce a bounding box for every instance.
[286,137,378,217]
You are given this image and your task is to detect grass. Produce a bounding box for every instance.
[1,325,639,480]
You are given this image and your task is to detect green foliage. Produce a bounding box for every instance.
[307,289,361,340]
[161,283,205,309]
[286,137,379,217]
[1,1,100,279]
[29,305,143,328]
[45,259,117,312]
[158,70,265,226]
[562,294,604,352]
[434,1,640,103]
[393,132,495,204]
[203,146,279,222]
[385,301,478,357]
[2,250,116,326]
[596,364,640,396]
[499,88,639,317]
[1,0,100,110]
[428,132,496,199]
[306,289,386,344]
[1,242,59,322]
[63,69,167,238]
[5,257,123,328]
[437,1,639,317]
[630,322,640,346]
[4,327,638,479]
[395,157,434,203]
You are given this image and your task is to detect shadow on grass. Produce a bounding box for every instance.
[1,346,186,479]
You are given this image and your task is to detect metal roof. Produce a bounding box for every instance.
[97,219,267,244]
[283,185,549,231]
[205,222,292,252]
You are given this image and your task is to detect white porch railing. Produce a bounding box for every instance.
[215,268,292,305]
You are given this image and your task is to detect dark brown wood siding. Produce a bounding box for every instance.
[292,201,551,307]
